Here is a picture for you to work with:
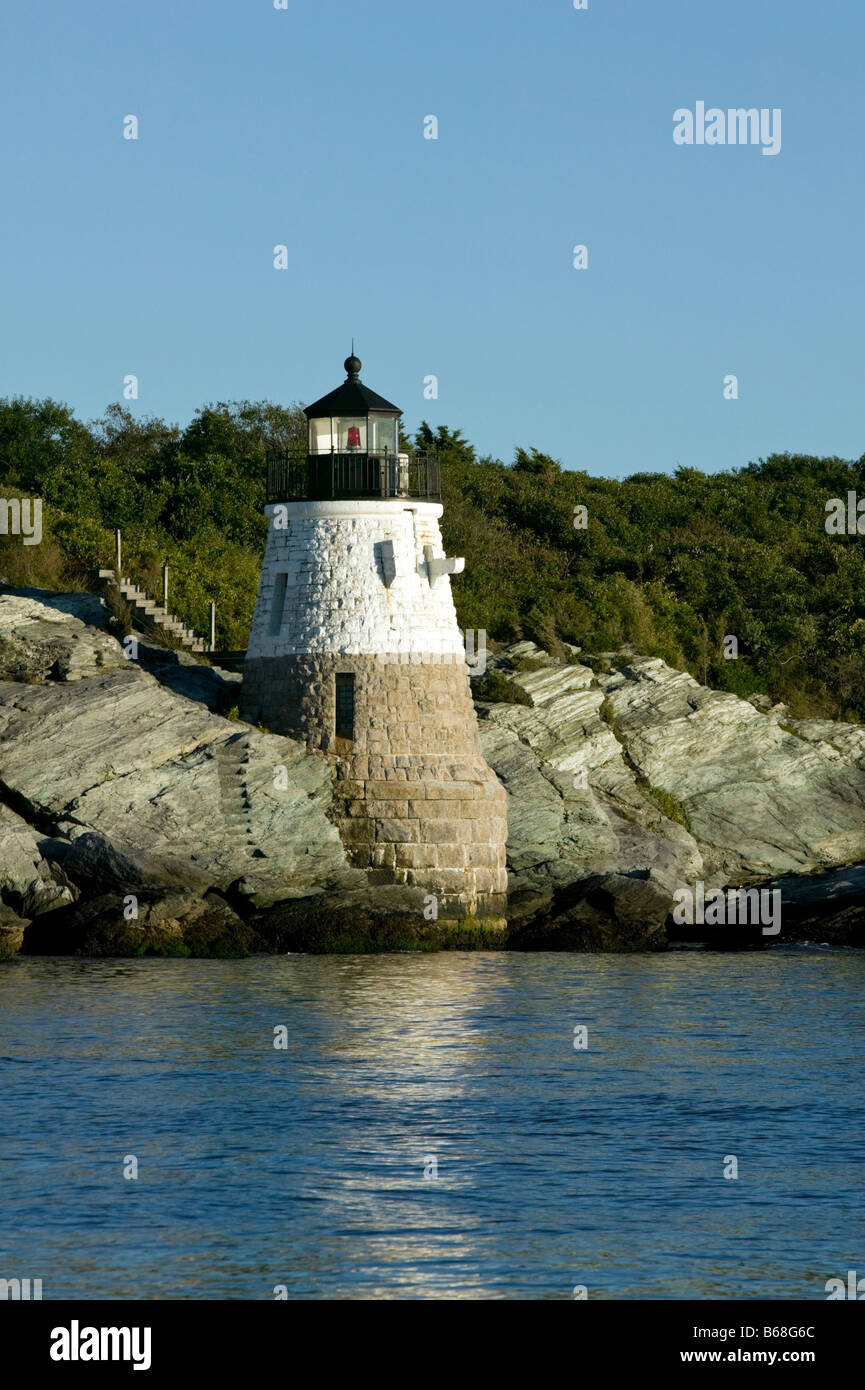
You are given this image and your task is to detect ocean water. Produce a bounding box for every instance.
[1,949,862,1300]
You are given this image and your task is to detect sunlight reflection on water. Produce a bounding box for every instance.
[1,949,862,1299]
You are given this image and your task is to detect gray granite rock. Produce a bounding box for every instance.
[0,804,45,899]
[0,592,361,925]
[480,643,865,945]
[21,889,260,958]
[4,590,865,954]
[478,654,703,947]
[131,634,242,711]
[0,901,29,959]
[0,587,124,682]
[0,666,359,909]
[596,656,865,877]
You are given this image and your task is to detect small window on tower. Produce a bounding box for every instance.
[269,572,288,635]
[335,673,355,741]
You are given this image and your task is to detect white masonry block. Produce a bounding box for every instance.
[246,500,467,661]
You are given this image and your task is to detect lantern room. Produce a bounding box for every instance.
[304,354,400,458]
[265,352,441,503]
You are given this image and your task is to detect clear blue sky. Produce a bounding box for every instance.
[1,0,863,477]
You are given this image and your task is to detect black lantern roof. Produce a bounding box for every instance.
[302,355,401,418]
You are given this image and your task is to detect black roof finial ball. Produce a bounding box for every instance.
[344,354,362,381]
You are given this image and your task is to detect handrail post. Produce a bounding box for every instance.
[209,602,216,653]
[115,529,122,575]
[162,565,168,610]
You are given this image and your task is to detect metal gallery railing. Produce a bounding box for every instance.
[266,450,441,503]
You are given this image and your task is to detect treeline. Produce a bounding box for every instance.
[1,397,864,720]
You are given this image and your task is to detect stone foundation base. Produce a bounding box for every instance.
[242,653,508,919]
[332,752,507,918]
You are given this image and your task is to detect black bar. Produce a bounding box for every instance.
[265,451,441,504]
[7,1299,861,1374]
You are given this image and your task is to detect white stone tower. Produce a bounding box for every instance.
[242,354,507,922]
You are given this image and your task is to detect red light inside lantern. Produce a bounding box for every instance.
[347,426,361,448]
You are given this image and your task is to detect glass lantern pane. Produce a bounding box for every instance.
[337,418,367,451]
[370,415,398,454]
[308,417,333,454]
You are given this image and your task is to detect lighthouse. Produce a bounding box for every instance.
[241,354,508,924]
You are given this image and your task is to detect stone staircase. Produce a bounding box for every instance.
[98,569,208,654]
[212,732,261,857]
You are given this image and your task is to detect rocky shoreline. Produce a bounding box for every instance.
[2,585,864,958]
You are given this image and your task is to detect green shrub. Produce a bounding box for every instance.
[472,667,532,705]
[3,397,865,726]
[510,655,550,673]
[647,786,692,831]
